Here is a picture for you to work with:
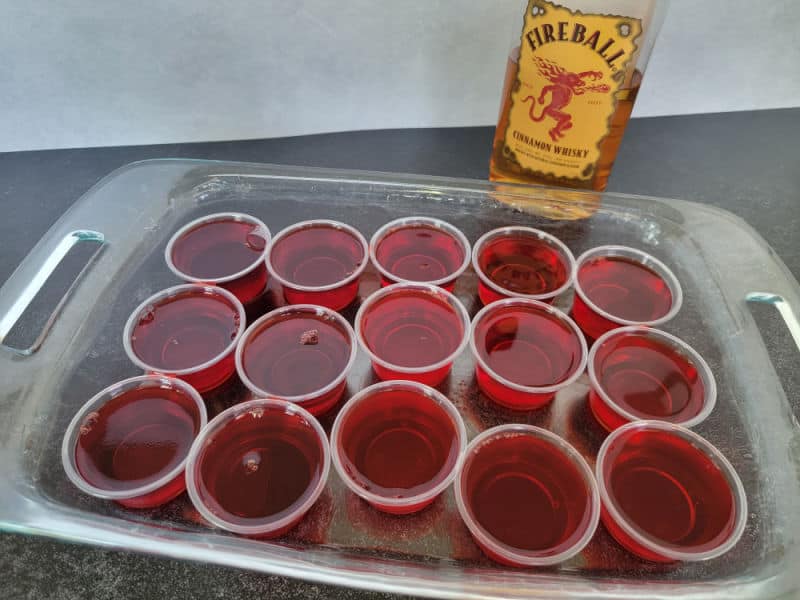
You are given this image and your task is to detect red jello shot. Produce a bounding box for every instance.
[355,283,470,387]
[236,304,356,416]
[588,326,717,432]
[470,298,587,410]
[573,246,683,340]
[455,425,600,567]
[123,284,245,393]
[369,216,471,291]
[472,226,575,306]
[330,380,467,515]
[596,421,747,563]
[61,375,207,509]
[185,398,330,538]
[165,212,271,305]
[266,219,368,310]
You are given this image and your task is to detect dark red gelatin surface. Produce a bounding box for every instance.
[170,219,267,280]
[339,388,460,499]
[473,304,583,387]
[477,235,569,296]
[593,333,705,421]
[375,224,465,283]
[130,290,241,371]
[75,385,201,492]
[360,289,463,369]
[199,407,325,522]
[270,224,365,288]
[602,429,736,552]
[240,313,351,397]
[463,432,591,552]
[578,256,673,323]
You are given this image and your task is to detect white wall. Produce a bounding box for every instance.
[1,0,798,152]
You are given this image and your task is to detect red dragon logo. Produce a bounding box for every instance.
[522,57,611,142]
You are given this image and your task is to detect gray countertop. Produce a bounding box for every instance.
[2,108,799,599]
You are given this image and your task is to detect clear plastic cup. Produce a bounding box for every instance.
[235,304,357,416]
[330,380,467,515]
[61,375,207,509]
[355,283,471,387]
[472,226,576,305]
[185,398,330,538]
[123,284,246,393]
[266,219,369,310]
[165,212,272,305]
[369,216,471,291]
[455,424,600,567]
[588,326,717,431]
[596,421,748,563]
[572,245,683,340]
[469,298,588,410]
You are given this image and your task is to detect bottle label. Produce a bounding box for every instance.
[502,1,641,182]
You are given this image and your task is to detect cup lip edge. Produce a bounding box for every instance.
[586,325,718,429]
[470,226,577,302]
[265,219,369,293]
[235,303,358,403]
[468,297,589,394]
[354,282,472,375]
[453,424,601,566]
[184,398,331,536]
[369,216,472,288]
[573,245,684,327]
[61,374,208,501]
[164,212,272,284]
[595,420,749,561]
[122,284,247,376]
[329,380,468,508]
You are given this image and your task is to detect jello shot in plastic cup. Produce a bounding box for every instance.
[266,219,369,311]
[331,380,467,515]
[455,424,600,567]
[588,326,717,432]
[185,398,330,538]
[355,283,471,387]
[370,216,471,292]
[165,212,271,305]
[472,226,576,306]
[596,421,748,563]
[123,284,246,393]
[62,375,207,509]
[470,298,587,410]
[572,246,683,340]
[236,304,357,416]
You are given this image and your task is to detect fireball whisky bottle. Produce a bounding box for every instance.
[489,0,667,191]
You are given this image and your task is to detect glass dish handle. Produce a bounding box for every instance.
[0,230,105,355]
